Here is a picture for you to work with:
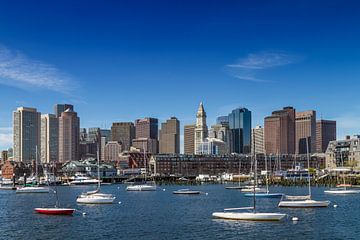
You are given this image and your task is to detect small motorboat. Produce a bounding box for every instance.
[324,188,360,194]
[34,208,75,215]
[173,189,200,195]
[278,195,330,208]
[126,184,157,191]
[76,191,115,204]
[213,210,286,221]
[240,187,266,193]
[16,186,50,193]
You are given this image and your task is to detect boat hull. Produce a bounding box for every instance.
[225,186,244,190]
[76,193,115,204]
[16,187,50,193]
[173,190,200,195]
[34,208,75,215]
[244,193,283,198]
[212,212,286,221]
[126,185,156,191]
[241,188,266,193]
[324,189,360,194]
[278,200,330,208]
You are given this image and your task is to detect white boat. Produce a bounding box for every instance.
[126,183,156,191]
[213,150,286,222]
[324,188,360,194]
[76,150,115,204]
[213,209,286,221]
[278,195,330,208]
[70,174,100,185]
[240,187,266,193]
[173,189,200,195]
[279,139,330,208]
[16,186,50,193]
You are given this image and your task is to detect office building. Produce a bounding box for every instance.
[54,104,74,118]
[13,107,41,163]
[184,124,195,155]
[159,117,180,154]
[264,107,296,154]
[58,108,80,162]
[209,122,231,154]
[104,141,122,161]
[194,102,208,154]
[40,114,59,163]
[251,126,265,154]
[295,110,316,154]
[111,122,135,151]
[316,120,336,153]
[100,129,111,161]
[133,118,159,153]
[228,107,252,154]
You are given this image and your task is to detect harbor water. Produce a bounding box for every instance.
[1,184,359,239]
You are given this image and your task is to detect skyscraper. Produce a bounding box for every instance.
[194,102,208,154]
[100,129,111,161]
[104,141,122,161]
[54,104,74,118]
[316,120,336,153]
[184,124,195,154]
[252,126,265,154]
[295,110,316,154]
[228,107,252,154]
[40,114,58,163]
[111,122,135,151]
[264,107,296,154]
[13,107,41,163]
[159,117,180,154]
[133,118,159,153]
[58,108,80,162]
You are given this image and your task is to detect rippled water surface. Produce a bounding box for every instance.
[1,184,359,239]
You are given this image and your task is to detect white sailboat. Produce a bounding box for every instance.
[213,152,286,221]
[76,150,115,204]
[244,155,283,198]
[278,139,330,208]
[16,146,50,194]
[126,144,156,191]
[324,152,360,194]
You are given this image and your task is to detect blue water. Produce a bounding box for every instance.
[0,184,359,240]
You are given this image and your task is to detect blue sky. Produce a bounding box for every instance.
[1,0,360,150]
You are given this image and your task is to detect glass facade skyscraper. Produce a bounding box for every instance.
[228,108,251,154]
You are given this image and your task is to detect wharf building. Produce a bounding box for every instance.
[264,107,296,155]
[295,110,316,154]
[40,114,58,163]
[228,108,252,154]
[184,124,195,155]
[316,120,336,153]
[132,118,159,154]
[58,108,80,162]
[159,117,180,154]
[111,122,135,152]
[325,135,360,169]
[13,107,41,163]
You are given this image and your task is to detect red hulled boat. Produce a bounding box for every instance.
[34,208,75,215]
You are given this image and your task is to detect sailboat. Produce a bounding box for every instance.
[324,152,360,194]
[34,161,75,215]
[278,139,330,208]
[225,157,245,190]
[17,146,50,194]
[126,144,156,191]
[212,152,286,221]
[244,154,283,198]
[76,150,116,204]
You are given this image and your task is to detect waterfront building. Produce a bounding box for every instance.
[111,122,135,152]
[316,120,336,153]
[61,158,117,177]
[228,107,252,154]
[1,160,30,179]
[295,110,316,154]
[54,104,74,118]
[184,124,195,155]
[159,117,180,154]
[264,106,296,154]
[194,102,208,154]
[104,141,122,162]
[325,135,360,169]
[58,108,80,162]
[100,129,111,161]
[13,107,41,163]
[251,126,265,154]
[40,114,59,163]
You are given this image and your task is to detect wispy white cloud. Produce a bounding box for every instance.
[0,127,12,149]
[0,45,77,93]
[226,51,302,83]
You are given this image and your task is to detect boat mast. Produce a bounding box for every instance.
[35,145,38,183]
[97,145,101,190]
[253,136,256,213]
[143,142,147,182]
[265,154,269,194]
[306,138,312,198]
[340,151,346,187]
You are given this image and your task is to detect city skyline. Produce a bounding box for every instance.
[1,0,360,149]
